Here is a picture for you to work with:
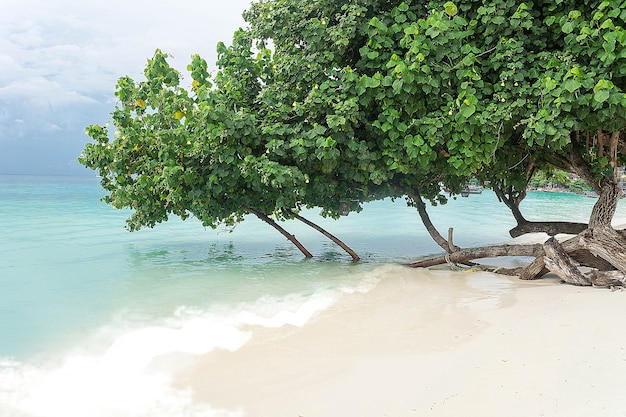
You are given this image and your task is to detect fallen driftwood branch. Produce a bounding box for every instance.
[579,226,626,273]
[542,237,626,287]
[542,237,591,286]
[406,243,544,268]
[408,227,626,288]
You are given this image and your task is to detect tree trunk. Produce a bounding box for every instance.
[412,194,457,253]
[493,185,527,225]
[517,233,618,280]
[589,179,621,228]
[244,207,313,258]
[286,209,360,261]
[586,131,622,227]
[492,183,589,238]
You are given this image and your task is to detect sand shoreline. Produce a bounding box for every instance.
[168,264,626,417]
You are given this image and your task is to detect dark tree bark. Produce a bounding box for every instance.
[286,209,360,261]
[589,178,622,228]
[508,221,589,238]
[493,185,528,226]
[506,218,623,238]
[492,166,590,238]
[411,193,457,253]
[244,207,313,258]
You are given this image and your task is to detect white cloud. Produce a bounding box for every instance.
[0,0,253,174]
[0,77,97,107]
[1,0,252,97]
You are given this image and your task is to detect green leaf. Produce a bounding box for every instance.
[395,14,407,23]
[563,79,581,93]
[562,21,574,34]
[594,89,610,103]
[600,18,614,29]
[443,2,458,17]
[459,104,476,118]
[462,54,475,66]
[392,79,403,93]
[381,121,393,132]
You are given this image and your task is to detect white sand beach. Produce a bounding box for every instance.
[171,264,626,417]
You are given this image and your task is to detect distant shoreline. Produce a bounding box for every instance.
[529,186,626,199]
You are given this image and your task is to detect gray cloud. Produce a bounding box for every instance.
[0,0,252,175]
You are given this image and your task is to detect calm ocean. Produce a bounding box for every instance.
[0,174,620,416]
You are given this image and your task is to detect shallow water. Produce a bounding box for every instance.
[0,175,622,416]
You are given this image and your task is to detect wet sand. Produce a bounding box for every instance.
[170,264,626,417]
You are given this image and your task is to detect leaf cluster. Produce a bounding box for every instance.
[80,0,626,232]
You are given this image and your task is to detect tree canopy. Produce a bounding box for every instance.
[80,0,626,282]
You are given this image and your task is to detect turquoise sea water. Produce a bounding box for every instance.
[0,175,622,417]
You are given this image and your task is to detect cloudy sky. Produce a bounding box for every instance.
[0,0,252,175]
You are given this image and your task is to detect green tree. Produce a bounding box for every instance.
[81,0,626,286]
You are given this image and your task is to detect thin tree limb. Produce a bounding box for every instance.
[286,209,360,261]
[244,206,313,258]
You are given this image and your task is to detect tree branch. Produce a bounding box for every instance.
[286,209,360,261]
[244,207,313,258]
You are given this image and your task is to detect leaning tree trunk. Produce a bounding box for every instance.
[244,207,313,258]
[411,194,458,253]
[493,184,528,226]
[508,221,589,238]
[286,209,360,261]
